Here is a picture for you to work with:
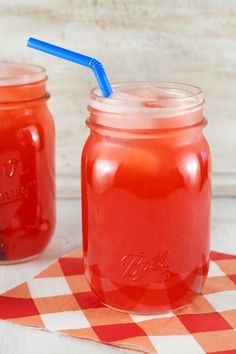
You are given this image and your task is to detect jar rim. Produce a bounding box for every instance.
[0,62,47,86]
[89,81,204,116]
[88,82,204,130]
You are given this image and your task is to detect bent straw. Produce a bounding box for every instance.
[27,37,112,97]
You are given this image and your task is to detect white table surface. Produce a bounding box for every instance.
[0,198,235,354]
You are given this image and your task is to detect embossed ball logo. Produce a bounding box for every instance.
[121,250,170,281]
[0,158,35,205]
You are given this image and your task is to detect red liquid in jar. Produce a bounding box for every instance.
[0,68,55,263]
[82,85,211,313]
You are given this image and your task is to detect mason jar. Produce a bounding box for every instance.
[0,63,55,263]
[81,82,211,314]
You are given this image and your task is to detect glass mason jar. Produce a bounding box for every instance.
[81,82,211,314]
[0,63,55,264]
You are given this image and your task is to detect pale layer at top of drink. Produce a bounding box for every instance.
[88,83,204,130]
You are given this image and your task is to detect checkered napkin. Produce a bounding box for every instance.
[0,249,236,354]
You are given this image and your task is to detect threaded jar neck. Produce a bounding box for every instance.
[0,63,48,107]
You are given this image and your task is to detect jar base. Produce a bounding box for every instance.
[100,299,190,316]
[85,271,201,315]
[0,253,40,265]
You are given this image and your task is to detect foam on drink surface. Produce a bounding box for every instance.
[94,85,193,110]
[89,83,203,130]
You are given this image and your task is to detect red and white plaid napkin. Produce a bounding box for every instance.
[0,248,236,354]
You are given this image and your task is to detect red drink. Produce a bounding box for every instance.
[82,83,211,313]
[0,64,55,263]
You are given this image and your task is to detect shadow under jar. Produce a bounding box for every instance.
[0,63,55,264]
[81,82,211,314]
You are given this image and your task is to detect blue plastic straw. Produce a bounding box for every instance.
[27,37,112,97]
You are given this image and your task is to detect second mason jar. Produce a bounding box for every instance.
[0,63,55,264]
[81,82,211,314]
